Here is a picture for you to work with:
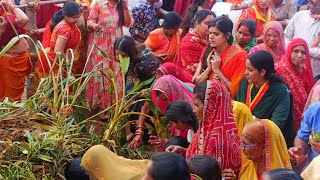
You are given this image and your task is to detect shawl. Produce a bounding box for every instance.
[233,34,257,53]
[151,75,194,115]
[276,38,314,131]
[157,62,193,83]
[249,21,286,63]
[304,80,320,111]
[239,119,292,180]
[81,145,148,180]
[186,81,242,173]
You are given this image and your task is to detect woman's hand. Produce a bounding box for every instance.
[129,134,143,149]
[288,146,306,163]
[165,145,187,157]
[0,16,7,35]
[92,23,102,32]
[149,135,166,148]
[222,169,237,180]
[210,50,222,73]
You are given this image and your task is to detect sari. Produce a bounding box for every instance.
[144,28,180,63]
[239,119,292,180]
[236,79,295,147]
[173,0,193,18]
[237,0,275,38]
[304,80,320,111]
[151,75,194,115]
[301,155,320,180]
[157,62,193,83]
[36,21,81,78]
[233,34,256,53]
[249,21,286,63]
[276,38,314,131]
[186,81,242,173]
[81,145,148,180]
[208,44,248,98]
[179,31,208,74]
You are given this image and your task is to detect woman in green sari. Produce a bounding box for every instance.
[234,19,257,53]
[236,50,294,147]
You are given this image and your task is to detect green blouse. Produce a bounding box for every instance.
[233,35,256,53]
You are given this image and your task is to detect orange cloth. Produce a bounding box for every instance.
[0,52,31,101]
[144,28,180,63]
[209,44,248,98]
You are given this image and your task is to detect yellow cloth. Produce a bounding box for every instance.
[239,119,292,180]
[81,145,148,180]
[301,155,320,180]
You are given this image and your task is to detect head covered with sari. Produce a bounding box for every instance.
[304,79,320,111]
[186,80,242,172]
[151,75,194,114]
[276,38,314,130]
[81,145,148,180]
[262,21,286,62]
[157,62,193,83]
[239,119,292,180]
[252,0,273,22]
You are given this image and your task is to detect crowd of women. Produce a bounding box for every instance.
[1,0,320,179]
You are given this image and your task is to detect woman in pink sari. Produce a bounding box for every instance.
[275,38,314,131]
[249,21,286,63]
[156,62,193,83]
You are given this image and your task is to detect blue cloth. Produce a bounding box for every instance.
[296,102,320,165]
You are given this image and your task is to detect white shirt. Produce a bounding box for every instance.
[187,129,195,143]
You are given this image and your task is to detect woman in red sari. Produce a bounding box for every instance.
[179,9,215,74]
[237,0,275,43]
[156,62,193,83]
[193,16,248,99]
[36,2,82,78]
[144,12,182,63]
[276,38,314,131]
[166,80,242,174]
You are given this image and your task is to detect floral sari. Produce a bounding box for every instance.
[144,28,180,63]
[157,62,193,83]
[186,81,242,173]
[239,119,292,180]
[249,21,286,63]
[151,75,194,115]
[276,38,314,131]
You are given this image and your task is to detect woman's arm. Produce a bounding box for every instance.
[54,36,68,58]
[122,0,131,27]
[0,17,6,40]
[11,4,29,28]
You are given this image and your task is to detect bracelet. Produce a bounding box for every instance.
[9,4,17,12]
[135,129,144,136]
[224,79,230,83]
[136,125,144,129]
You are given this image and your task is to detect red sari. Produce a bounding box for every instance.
[36,21,81,77]
[178,31,207,74]
[275,38,314,131]
[186,81,241,173]
[158,62,193,83]
[173,0,193,18]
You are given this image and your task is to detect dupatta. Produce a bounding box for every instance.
[239,119,292,180]
[151,75,194,115]
[276,38,314,131]
[186,81,241,172]
[157,62,193,83]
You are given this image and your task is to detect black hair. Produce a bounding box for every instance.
[150,152,190,180]
[194,81,207,104]
[248,50,285,84]
[164,136,190,150]
[51,1,82,31]
[133,51,160,81]
[201,16,234,70]
[166,100,199,132]
[116,0,125,27]
[162,12,182,29]
[237,18,257,37]
[65,158,90,180]
[187,155,222,180]
[182,7,216,37]
[264,168,303,180]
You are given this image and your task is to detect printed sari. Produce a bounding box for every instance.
[239,119,292,180]
[186,81,242,173]
[179,31,208,74]
[144,28,180,63]
[276,38,314,131]
[238,0,275,38]
[151,75,194,115]
[249,21,286,63]
[157,62,193,83]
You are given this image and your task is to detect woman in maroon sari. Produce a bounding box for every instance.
[276,38,314,131]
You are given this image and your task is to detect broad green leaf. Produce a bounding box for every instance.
[95,45,111,60]
[119,55,130,75]
[37,154,53,162]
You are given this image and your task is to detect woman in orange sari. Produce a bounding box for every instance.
[144,12,182,63]
[0,1,30,101]
[276,38,314,131]
[237,0,275,43]
[36,2,82,78]
[193,16,248,99]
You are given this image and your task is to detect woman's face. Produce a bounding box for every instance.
[115,49,129,61]
[155,71,163,79]
[157,91,170,102]
[65,13,81,24]
[141,161,153,180]
[170,121,187,131]
[245,59,266,84]
[241,136,264,161]
[236,25,253,47]
[195,15,214,38]
[265,29,280,48]
[165,27,179,36]
[193,97,204,124]
[256,0,271,9]
[208,26,229,49]
[290,45,307,68]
